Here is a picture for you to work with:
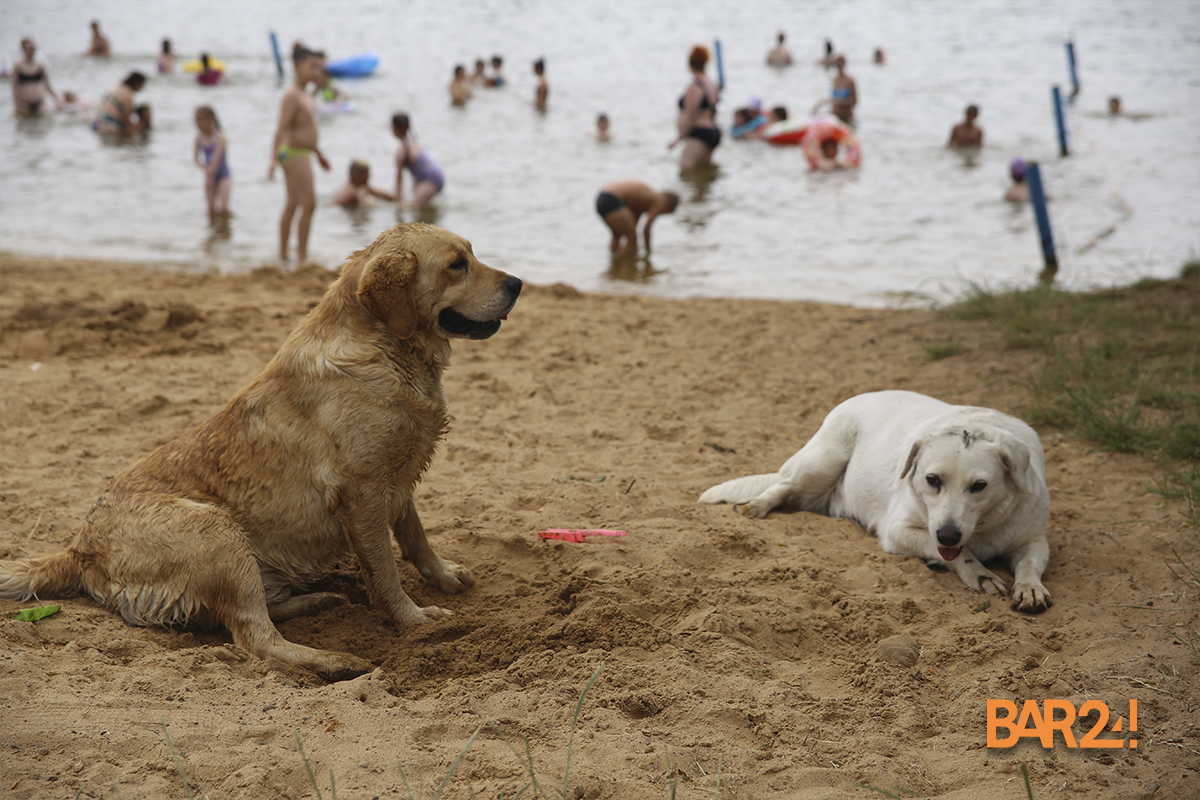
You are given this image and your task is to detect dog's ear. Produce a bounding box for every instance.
[998,436,1038,495]
[357,248,419,339]
[900,439,922,480]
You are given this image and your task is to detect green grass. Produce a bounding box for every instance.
[943,261,1200,528]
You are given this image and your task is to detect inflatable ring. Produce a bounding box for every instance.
[183,58,226,73]
[801,116,861,168]
[761,117,808,146]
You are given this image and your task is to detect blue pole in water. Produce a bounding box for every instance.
[270,31,284,81]
[1052,86,1069,157]
[1025,162,1058,282]
[1065,41,1080,100]
[714,39,725,91]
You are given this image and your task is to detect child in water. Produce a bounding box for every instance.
[193,105,231,215]
[332,160,395,207]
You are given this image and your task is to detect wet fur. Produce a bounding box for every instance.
[699,390,1052,612]
[0,223,522,679]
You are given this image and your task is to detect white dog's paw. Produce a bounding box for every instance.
[420,558,476,594]
[408,605,454,624]
[1011,581,1052,614]
[735,500,772,519]
[954,559,1008,597]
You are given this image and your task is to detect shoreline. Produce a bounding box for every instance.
[2,251,1195,799]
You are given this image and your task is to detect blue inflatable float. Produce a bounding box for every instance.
[326,53,379,78]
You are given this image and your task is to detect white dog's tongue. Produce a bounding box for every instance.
[938,546,961,562]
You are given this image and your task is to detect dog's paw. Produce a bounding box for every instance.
[420,559,476,594]
[975,572,1009,597]
[316,652,375,683]
[1011,582,1052,614]
[735,501,771,519]
[414,604,454,623]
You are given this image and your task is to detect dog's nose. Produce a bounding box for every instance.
[936,525,962,547]
[505,275,523,298]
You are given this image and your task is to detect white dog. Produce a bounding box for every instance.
[699,391,1051,612]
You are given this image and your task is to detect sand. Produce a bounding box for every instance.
[1,251,1196,800]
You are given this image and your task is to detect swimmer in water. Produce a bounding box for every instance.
[947,104,983,148]
[333,160,395,208]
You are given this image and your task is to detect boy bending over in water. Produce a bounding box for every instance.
[269,45,330,264]
[595,180,679,257]
[333,160,395,207]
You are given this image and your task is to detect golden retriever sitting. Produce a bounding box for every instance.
[0,223,521,680]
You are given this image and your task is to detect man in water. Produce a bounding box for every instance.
[594,180,679,257]
[767,32,792,67]
[947,104,983,147]
[269,45,331,265]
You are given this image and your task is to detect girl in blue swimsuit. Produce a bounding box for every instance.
[391,113,445,209]
[194,106,232,215]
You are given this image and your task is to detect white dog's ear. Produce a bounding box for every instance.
[357,248,419,339]
[999,436,1038,494]
[900,440,922,479]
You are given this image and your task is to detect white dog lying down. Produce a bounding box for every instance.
[700,390,1052,612]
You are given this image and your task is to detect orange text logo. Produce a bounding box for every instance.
[987,699,1138,749]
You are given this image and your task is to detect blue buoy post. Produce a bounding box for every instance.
[1065,40,1080,100]
[1052,86,1069,157]
[1025,162,1058,284]
[270,31,284,82]
[714,39,725,91]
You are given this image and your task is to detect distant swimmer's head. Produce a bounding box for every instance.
[689,45,709,73]
[454,64,466,79]
[821,139,839,159]
[733,108,750,126]
[349,159,370,184]
[834,55,846,70]
[1108,96,1121,115]
[770,106,788,122]
[533,58,545,75]
[492,55,503,68]
[392,112,410,135]
[1009,158,1026,183]
[777,32,787,44]
[965,104,979,121]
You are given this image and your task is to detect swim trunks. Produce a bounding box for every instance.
[277,144,312,166]
[595,191,626,218]
[687,126,722,150]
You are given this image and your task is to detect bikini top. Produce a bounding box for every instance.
[16,68,45,84]
[679,79,716,112]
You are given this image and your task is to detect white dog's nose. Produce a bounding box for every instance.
[936,525,962,547]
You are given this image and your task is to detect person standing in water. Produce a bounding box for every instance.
[533,58,549,110]
[392,113,445,210]
[669,45,721,169]
[595,180,679,257]
[194,105,231,215]
[828,55,856,123]
[767,32,793,66]
[947,104,983,147]
[12,38,59,116]
[84,21,110,57]
[268,45,330,265]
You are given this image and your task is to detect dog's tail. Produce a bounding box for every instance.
[0,551,85,601]
[698,473,780,504]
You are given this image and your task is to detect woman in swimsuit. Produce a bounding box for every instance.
[94,72,147,135]
[669,45,721,169]
[829,56,857,123]
[11,38,59,117]
[391,113,445,209]
[194,105,231,215]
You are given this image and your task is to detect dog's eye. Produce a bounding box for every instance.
[969,480,988,494]
[926,474,942,490]
[448,258,468,272]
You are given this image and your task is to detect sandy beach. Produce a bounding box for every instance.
[1,250,1196,799]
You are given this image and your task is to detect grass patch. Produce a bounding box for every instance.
[943,261,1199,527]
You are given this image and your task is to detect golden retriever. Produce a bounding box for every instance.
[0,223,522,679]
[700,391,1052,612]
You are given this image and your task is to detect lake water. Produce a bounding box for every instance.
[2,0,1198,307]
